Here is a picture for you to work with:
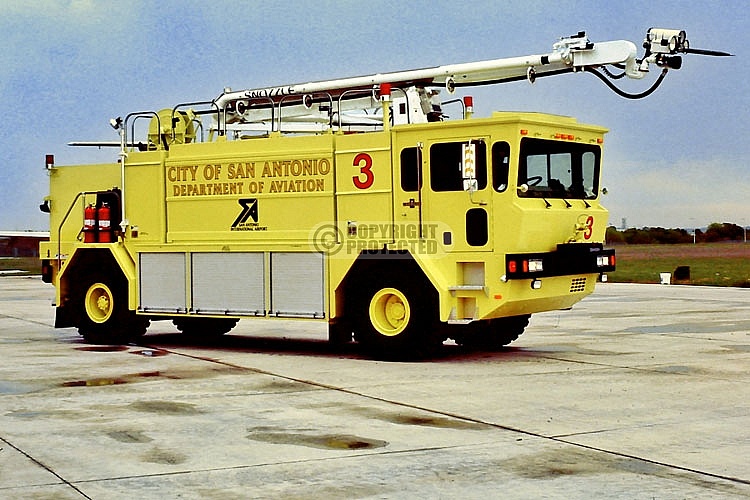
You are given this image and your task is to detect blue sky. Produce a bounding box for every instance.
[1,0,747,230]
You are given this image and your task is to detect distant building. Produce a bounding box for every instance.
[0,231,50,257]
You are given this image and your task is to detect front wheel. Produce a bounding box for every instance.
[352,276,441,360]
[76,274,150,344]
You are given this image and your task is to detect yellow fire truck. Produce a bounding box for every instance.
[39,29,719,358]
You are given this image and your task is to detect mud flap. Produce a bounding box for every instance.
[54,306,76,328]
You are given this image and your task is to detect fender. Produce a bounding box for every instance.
[57,244,138,313]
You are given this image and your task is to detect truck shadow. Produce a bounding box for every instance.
[139,331,531,363]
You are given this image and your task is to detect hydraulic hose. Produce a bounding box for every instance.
[587,66,669,100]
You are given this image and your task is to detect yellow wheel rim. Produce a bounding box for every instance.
[369,288,410,337]
[85,283,114,324]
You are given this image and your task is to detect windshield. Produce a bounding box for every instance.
[518,138,601,200]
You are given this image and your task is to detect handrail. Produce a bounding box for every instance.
[125,111,159,151]
[244,96,275,134]
[276,92,333,133]
[337,89,373,129]
[336,87,409,129]
[171,101,217,142]
[441,97,466,119]
[55,191,99,271]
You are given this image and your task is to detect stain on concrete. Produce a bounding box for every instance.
[622,320,750,335]
[158,366,247,380]
[497,447,750,496]
[107,429,154,444]
[527,345,621,356]
[142,446,187,465]
[62,377,129,387]
[61,371,162,388]
[333,404,490,430]
[257,378,316,393]
[75,345,129,352]
[59,366,249,390]
[722,344,750,353]
[246,427,387,450]
[130,400,202,415]
[497,447,661,479]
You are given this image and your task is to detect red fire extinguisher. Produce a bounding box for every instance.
[84,204,97,243]
[97,203,112,243]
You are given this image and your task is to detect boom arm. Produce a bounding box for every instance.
[215,28,726,110]
[70,28,731,146]
[215,33,638,110]
[205,28,730,133]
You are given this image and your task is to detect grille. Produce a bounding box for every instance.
[570,277,587,293]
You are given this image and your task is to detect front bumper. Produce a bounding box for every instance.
[505,243,615,280]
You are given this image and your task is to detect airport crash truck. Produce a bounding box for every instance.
[40,29,710,359]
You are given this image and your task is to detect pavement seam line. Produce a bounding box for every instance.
[152,345,750,488]
[0,312,55,328]
[58,444,467,486]
[0,434,92,499]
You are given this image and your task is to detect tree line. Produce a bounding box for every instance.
[606,223,747,245]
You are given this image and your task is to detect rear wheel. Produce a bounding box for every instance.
[173,317,238,338]
[453,315,530,351]
[352,274,441,360]
[76,274,150,344]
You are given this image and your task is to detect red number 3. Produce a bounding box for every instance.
[353,153,374,189]
[584,215,594,240]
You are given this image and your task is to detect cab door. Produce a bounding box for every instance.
[422,137,493,253]
[391,136,424,237]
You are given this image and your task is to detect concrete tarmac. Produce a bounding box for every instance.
[0,275,748,499]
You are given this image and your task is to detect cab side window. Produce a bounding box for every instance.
[429,141,487,192]
[400,147,421,192]
[492,141,510,192]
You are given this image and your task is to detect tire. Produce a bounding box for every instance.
[352,273,441,360]
[453,315,530,351]
[172,317,238,339]
[76,274,150,345]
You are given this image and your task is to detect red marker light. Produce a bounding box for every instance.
[379,83,391,101]
[463,95,474,112]
[508,261,517,273]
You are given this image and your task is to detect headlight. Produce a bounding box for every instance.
[528,259,544,272]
